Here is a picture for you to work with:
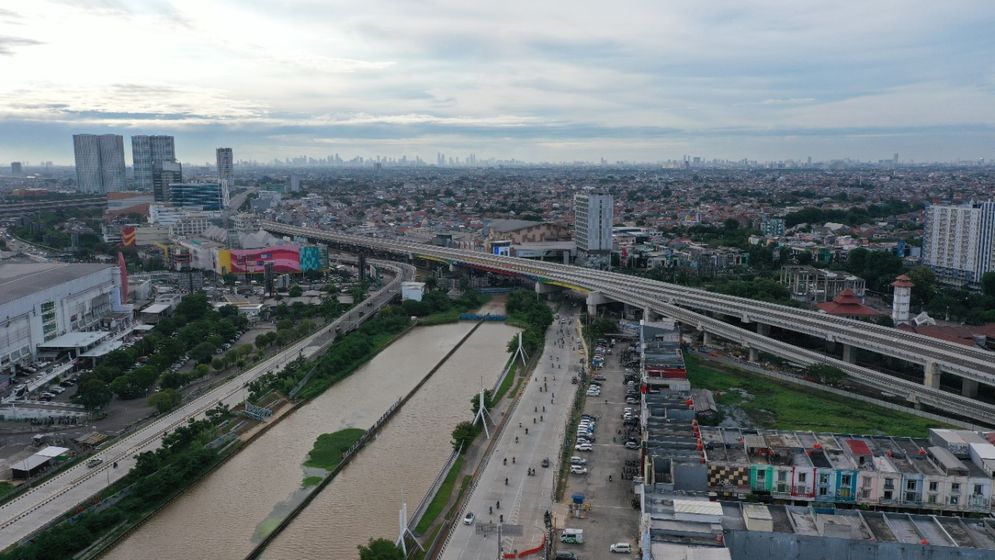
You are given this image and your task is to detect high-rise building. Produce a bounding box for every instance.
[10,162,22,176]
[216,147,233,183]
[922,201,995,287]
[152,160,183,203]
[73,134,126,193]
[574,191,613,254]
[132,135,176,192]
[168,182,224,211]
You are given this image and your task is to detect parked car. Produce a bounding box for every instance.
[555,552,578,560]
[570,466,589,475]
[463,512,475,525]
[570,456,587,465]
[625,441,640,450]
[575,443,593,452]
[610,543,632,553]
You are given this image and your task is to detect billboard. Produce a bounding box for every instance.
[226,245,300,274]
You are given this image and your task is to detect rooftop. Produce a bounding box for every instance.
[0,263,113,307]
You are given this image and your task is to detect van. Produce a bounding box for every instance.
[561,528,584,544]
[610,543,632,553]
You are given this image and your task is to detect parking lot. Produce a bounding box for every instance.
[556,337,641,559]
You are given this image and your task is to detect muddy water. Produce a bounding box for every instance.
[104,322,475,560]
[261,322,520,559]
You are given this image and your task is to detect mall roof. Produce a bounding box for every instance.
[38,331,109,349]
[0,263,112,307]
[141,303,170,315]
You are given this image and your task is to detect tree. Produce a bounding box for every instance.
[148,389,182,413]
[451,421,479,453]
[982,272,995,299]
[289,285,303,297]
[358,538,404,560]
[211,357,226,371]
[191,341,216,364]
[75,378,112,411]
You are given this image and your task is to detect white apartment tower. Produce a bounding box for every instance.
[216,147,233,183]
[922,201,995,287]
[73,134,126,193]
[891,274,913,324]
[574,191,613,254]
[132,135,176,193]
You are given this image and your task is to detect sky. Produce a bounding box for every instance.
[2,1,995,165]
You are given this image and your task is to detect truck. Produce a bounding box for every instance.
[560,528,584,544]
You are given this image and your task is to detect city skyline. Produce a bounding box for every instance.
[2,2,995,163]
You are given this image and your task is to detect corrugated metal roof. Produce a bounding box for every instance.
[674,499,724,516]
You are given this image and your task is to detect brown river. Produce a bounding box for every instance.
[105,321,518,560]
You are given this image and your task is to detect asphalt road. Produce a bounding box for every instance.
[0,266,406,551]
[441,305,583,560]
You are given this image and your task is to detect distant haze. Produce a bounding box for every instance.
[1,1,995,164]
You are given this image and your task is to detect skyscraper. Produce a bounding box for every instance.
[10,162,22,176]
[574,191,613,254]
[922,201,995,287]
[73,134,126,193]
[152,160,183,203]
[132,135,176,192]
[216,147,233,183]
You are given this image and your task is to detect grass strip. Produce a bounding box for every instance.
[414,455,466,534]
[684,352,943,436]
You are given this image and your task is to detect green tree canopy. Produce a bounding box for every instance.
[358,538,404,560]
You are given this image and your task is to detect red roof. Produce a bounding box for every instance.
[897,323,995,347]
[816,289,882,317]
[892,274,914,288]
[846,439,872,457]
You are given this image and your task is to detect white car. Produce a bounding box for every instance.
[570,466,589,475]
[569,456,587,465]
[463,512,475,525]
[575,443,593,452]
[610,543,633,553]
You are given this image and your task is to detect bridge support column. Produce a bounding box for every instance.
[702,331,713,347]
[923,361,940,389]
[842,344,856,364]
[535,282,561,296]
[586,291,609,318]
[644,307,659,322]
[756,323,770,336]
[748,347,759,362]
[962,379,979,398]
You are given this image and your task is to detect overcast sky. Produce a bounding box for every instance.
[2,1,995,164]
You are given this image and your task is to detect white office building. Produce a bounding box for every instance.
[0,263,122,372]
[574,191,613,254]
[73,134,126,193]
[922,201,995,287]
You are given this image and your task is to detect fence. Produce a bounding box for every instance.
[407,444,462,532]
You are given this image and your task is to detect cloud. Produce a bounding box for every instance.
[0,34,41,55]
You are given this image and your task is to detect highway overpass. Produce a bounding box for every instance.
[263,221,995,426]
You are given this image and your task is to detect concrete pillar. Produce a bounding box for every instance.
[702,331,713,347]
[842,344,856,364]
[923,361,941,389]
[748,347,759,362]
[535,282,560,296]
[756,323,771,336]
[962,379,979,398]
[644,307,659,322]
[585,291,609,317]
